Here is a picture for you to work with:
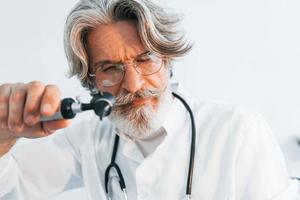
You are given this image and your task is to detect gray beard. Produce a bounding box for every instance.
[109,86,173,140]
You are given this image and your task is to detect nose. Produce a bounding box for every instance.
[121,64,144,94]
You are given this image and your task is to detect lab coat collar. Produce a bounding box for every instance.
[121,137,145,164]
[162,82,194,137]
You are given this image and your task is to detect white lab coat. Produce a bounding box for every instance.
[0,83,299,200]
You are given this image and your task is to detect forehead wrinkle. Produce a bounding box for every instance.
[88,21,146,65]
[95,44,144,64]
[104,36,144,61]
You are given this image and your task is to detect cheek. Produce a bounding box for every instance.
[144,68,169,89]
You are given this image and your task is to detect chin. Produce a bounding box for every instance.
[109,88,173,140]
[109,103,159,140]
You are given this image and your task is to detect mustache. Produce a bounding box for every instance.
[114,88,162,107]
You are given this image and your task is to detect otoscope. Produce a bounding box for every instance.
[40,92,116,121]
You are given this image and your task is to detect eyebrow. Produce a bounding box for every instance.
[93,50,150,67]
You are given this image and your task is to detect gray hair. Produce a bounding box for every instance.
[64,0,192,90]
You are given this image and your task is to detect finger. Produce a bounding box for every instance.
[40,85,61,117]
[16,124,45,138]
[16,119,70,139]
[19,123,52,138]
[23,81,45,126]
[0,84,11,129]
[8,83,27,133]
[42,119,71,134]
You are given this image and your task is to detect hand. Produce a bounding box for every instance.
[0,81,71,140]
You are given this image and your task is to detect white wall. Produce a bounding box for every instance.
[1,0,300,199]
[169,0,300,178]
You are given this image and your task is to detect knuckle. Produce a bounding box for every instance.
[27,81,44,91]
[0,83,9,91]
[0,83,10,88]
[0,84,11,102]
[44,85,61,102]
[46,84,60,92]
[15,82,24,86]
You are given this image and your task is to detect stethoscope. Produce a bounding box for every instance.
[104,92,196,200]
[39,91,196,199]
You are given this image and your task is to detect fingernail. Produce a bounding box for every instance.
[42,104,52,114]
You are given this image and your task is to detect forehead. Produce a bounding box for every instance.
[87,20,146,64]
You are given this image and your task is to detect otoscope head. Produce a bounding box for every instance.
[60,98,76,119]
[91,92,116,120]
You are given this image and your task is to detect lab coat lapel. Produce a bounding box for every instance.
[121,138,145,164]
[134,94,192,199]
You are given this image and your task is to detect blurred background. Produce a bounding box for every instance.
[0,0,299,199]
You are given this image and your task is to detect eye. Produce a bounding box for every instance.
[100,64,123,73]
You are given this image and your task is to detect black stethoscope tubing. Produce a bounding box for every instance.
[104,92,196,198]
[172,92,196,196]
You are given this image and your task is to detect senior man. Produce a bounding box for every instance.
[0,0,298,199]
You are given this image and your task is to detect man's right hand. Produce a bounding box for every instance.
[0,81,71,142]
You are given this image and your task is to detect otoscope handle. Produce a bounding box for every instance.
[40,92,115,122]
[40,98,78,122]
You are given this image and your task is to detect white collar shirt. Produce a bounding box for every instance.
[0,83,299,200]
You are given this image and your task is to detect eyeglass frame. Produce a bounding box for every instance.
[88,51,164,87]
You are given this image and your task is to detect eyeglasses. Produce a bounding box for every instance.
[89,51,163,87]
